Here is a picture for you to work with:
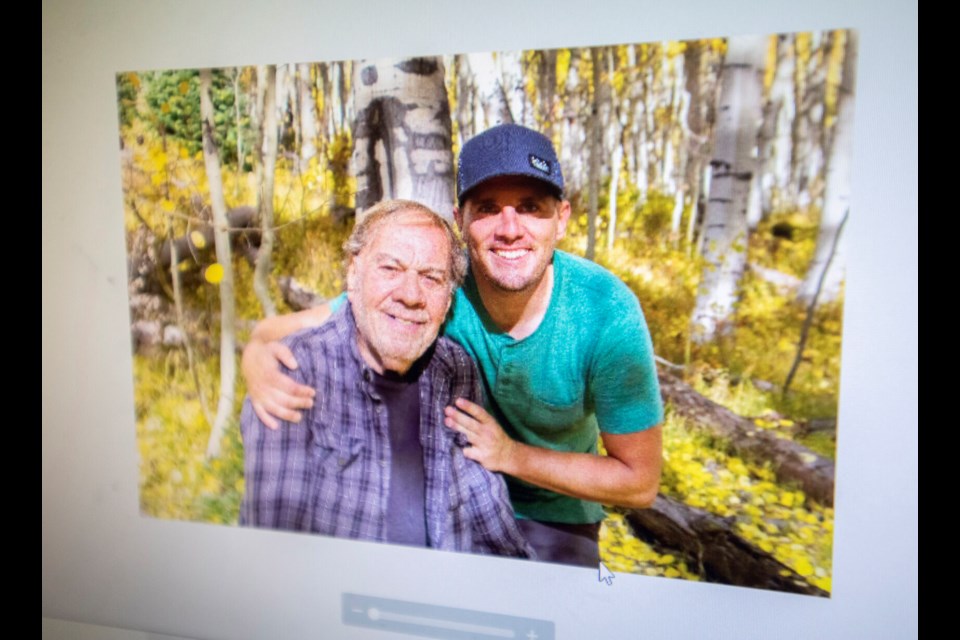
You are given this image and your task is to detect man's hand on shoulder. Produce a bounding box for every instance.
[241,339,315,430]
[241,304,333,429]
[444,398,519,473]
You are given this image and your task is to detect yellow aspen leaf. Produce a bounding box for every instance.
[664,568,681,578]
[779,492,795,507]
[152,151,168,171]
[161,102,171,114]
[205,263,224,284]
[759,540,774,553]
[179,146,190,159]
[160,199,175,212]
[190,230,207,249]
[179,80,190,95]
[794,558,814,577]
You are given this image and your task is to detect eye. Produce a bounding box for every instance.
[420,273,446,290]
[473,202,500,215]
[516,199,546,214]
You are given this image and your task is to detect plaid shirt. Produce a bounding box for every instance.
[240,303,533,559]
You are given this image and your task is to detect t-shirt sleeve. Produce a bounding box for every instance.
[589,290,663,435]
[329,292,347,313]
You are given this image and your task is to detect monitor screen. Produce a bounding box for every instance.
[42,1,917,638]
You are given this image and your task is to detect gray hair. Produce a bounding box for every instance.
[343,199,467,288]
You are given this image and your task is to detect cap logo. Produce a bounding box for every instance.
[529,154,551,175]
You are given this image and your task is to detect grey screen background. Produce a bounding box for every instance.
[42,0,917,638]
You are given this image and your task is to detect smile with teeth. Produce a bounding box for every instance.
[492,248,531,260]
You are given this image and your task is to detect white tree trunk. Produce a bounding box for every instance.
[769,35,796,210]
[559,50,585,196]
[682,41,706,249]
[231,69,244,197]
[797,31,857,304]
[352,57,455,218]
[498,50,525,126]
[199,69,237,459]
[297,63,318,166]
[669,51,688,238]
[535,49,558,139]
[690,35,766,343]
[607,143,623,252]
[254,65,279,317]
[585,48,603,261]
[466,52,513,128]
[275,64,292,155]
[454,55,475,144]
[635,108,649,195]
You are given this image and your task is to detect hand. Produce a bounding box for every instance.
[444,398,518,473]
[241,339,315,429]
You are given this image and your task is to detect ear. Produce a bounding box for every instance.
[453,205,465,233]
[555,199,572,240]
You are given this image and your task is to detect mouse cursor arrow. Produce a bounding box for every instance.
[598,562,615,586]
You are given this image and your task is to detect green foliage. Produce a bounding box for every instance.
[142,69,251,166]
[116,72,140,128]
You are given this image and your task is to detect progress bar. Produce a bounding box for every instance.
[342,593,554,639]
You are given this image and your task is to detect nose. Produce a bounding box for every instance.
[495,206,523,241]
[394,270,425,307]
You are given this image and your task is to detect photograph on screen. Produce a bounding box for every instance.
[117,29,855,596]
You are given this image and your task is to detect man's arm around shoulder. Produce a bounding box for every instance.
[241,304,333,428]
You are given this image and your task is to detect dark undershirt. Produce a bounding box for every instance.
[371,369,427,547]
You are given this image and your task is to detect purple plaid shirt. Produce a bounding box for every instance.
[240,303,533,559]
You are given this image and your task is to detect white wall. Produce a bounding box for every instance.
[42,1,917,638]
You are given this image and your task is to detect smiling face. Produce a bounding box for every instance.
[456,175,571,295]
[347,210,455,375]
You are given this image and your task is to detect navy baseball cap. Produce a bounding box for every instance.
[457,124,565,205]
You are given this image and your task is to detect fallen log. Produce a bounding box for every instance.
[626,496,828,597]
[658,370,835,506]
[278,276,328,311]
[157,206,258,268]
[129,206,260,295]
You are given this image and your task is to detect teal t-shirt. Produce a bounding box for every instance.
[331,250,663,524]
[445,250,662,524]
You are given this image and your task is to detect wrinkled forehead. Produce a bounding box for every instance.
[363,212,453,262]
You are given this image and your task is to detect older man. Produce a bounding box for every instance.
[243,125,663,567]
[240,199,532,558]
